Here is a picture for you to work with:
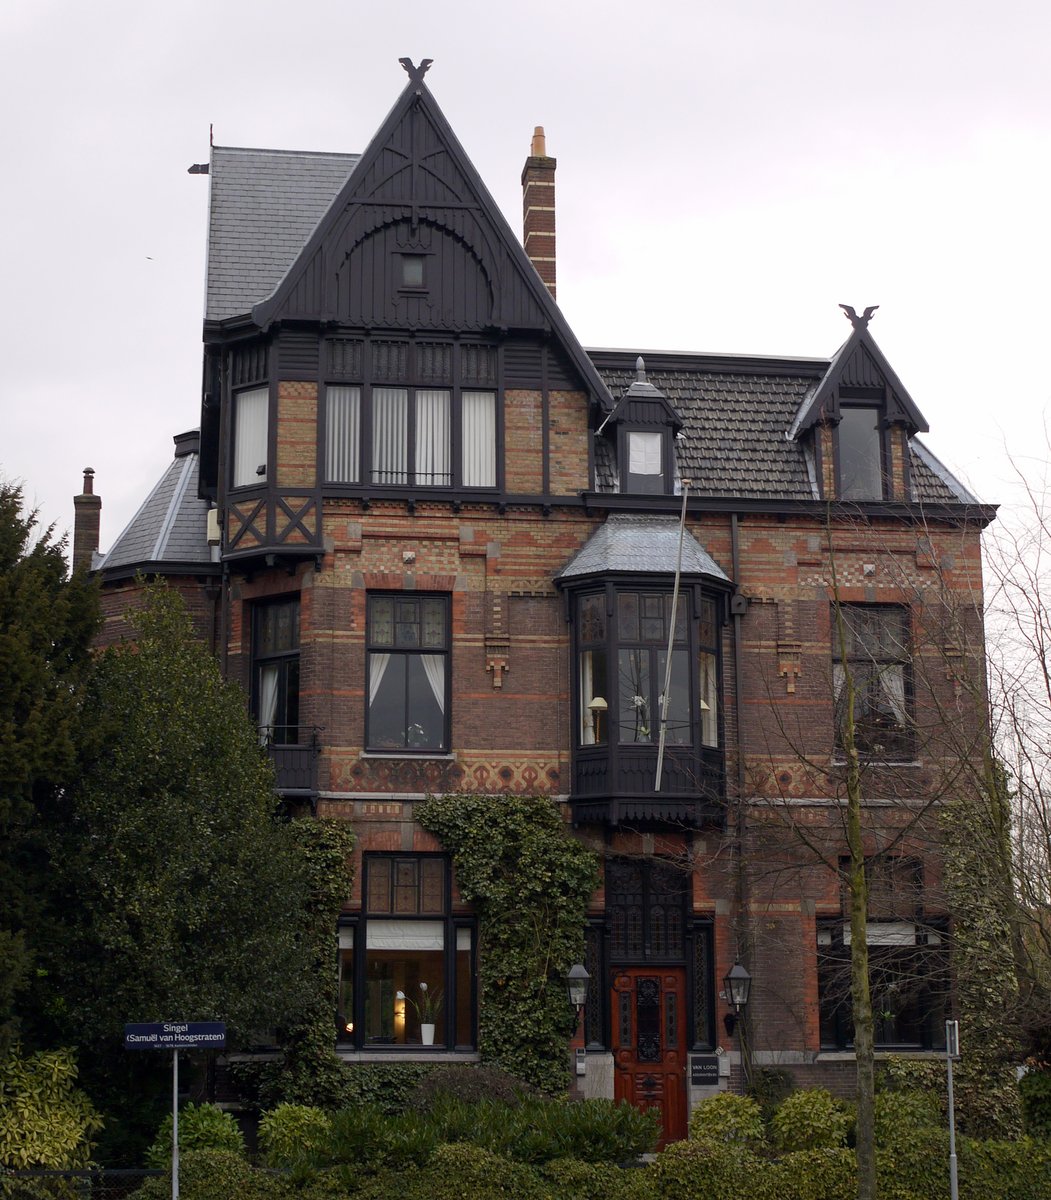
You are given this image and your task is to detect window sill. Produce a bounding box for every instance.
[817,1049,945,1061]
[337,1049,480,1064]
[361,751,457,761]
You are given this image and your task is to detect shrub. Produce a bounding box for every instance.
[874,1088,940,1146]
[688,1091,765,1148]
[0,1046,103,1169]
[747,1066,795,1121]
[132,1149,276,1200]
[769,1148,856,1200]
[407,1064,535,1112]
[653,1140,771,1200]
[958,1135,1051,1200]
[1019,1068,1051,1138]
[541,1157,657,1199]
[356,1142,549,1200]
[771,1089,851,1152]
[257,1104,332,1168]
[146,1103,244,1168]
[341,1063,436,1114]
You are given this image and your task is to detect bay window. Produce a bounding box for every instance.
[571,583,725,810]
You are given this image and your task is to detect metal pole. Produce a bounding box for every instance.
[946,1020,959,1200]
[172,1049,179,1200]
[654,482,690,791]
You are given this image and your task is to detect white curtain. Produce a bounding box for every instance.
[233,388,268,487]
[421,654,445,712]
[628,431,662,475]
[880,666,907,724]
[373,388,408,484]
[257,664,279,743]
[327,385,360,482]
[369,653,391,705]
[366,920,445,950]
[700,652,718,747]
[462,390,496,487]
[580,652,596,744]
[415,390,451,485]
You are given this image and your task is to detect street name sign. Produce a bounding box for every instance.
[124,1022,226,1050]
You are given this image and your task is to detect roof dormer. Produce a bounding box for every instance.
[598,357,684,495]
[790,307,929,503]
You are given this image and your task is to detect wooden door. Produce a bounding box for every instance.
[611,968,688,1146]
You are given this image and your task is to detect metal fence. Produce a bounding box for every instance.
[0,1170,163,1200]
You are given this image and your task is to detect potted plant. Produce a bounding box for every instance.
[397,981,443,1045]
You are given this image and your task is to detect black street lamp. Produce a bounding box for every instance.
[723,961,752,1012]
[567,963,590,1020]
[722,961,751,1090]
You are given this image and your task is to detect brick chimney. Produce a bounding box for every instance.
[521,126,556,300]
[72,467,101,571]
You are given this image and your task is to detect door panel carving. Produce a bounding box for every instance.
[612,968,688,1146]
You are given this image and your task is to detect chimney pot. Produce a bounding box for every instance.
[72,468,102,571]
[522,127,557,300]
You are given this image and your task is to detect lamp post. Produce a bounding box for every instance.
[722,961,751,1090]
[946,1019,960,1200]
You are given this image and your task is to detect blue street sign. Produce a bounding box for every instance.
[124,1021,226,1050]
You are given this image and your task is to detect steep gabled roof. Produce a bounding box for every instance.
[789,321,930,438]
[95,431,216,578]
[240,70,612,407]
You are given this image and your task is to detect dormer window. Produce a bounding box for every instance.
[838,405,883,500]
[602,357,681,497]
[625,430,665,494]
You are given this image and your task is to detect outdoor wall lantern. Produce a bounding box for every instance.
[567,963,590,1018]
[722,961,751,1035]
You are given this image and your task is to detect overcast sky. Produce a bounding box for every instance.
[2,0,1049,557]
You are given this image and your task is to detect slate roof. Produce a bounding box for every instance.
[556,514,731,582]
[201,138,977,510]
[591,354,971,505]
[206,147,360,322]
[95,431,216,576]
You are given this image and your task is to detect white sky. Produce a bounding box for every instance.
[2,0,1049,556]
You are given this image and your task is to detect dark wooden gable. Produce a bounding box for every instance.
[251,72,611,407]
[792,323,929,436]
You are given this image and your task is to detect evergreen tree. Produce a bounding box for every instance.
[0,482,98,1047]
[34,584,318,1161]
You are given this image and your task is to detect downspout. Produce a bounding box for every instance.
[730,511,752,1084]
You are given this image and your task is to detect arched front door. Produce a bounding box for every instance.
[611,967,688,1146]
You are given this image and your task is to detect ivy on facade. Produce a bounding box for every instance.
[416,794,599,1093]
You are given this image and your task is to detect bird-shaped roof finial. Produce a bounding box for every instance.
[399,57,433,89]
[839,303,879,330]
